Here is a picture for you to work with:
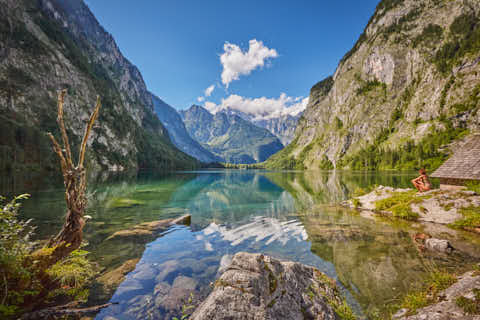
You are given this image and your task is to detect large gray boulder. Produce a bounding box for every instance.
[190,252,352,320]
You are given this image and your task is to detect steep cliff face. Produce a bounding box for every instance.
[151,94,219,163]
[181,105,284,164]
[0,0,197,175]
[268,0,480,170]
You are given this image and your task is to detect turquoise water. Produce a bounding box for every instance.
[8,170,479,319]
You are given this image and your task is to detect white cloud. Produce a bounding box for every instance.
[204,93,308,120]
[220,39,278,88]
[204,84,215,97]
[197,96,205,102]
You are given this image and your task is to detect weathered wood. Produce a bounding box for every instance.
[45,90,101,265]
[20,302,115,320]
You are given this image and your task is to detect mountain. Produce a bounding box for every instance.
[0,0,198,175]
[180,105,284,164]
[266,0,480,170]
[221,107,301,146]
[150,94,219,163]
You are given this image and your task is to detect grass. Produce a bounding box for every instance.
[466,181,480,194]
[400,270,457,316]
[352,198,361,208]
[374,190,427,220]
[449,206,480,231]
[455,288,480,315]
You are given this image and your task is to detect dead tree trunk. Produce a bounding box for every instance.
[45,90,101,265]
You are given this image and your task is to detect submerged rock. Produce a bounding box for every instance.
[425,238,454,254]
[190,252,352,320]
[394,271,480,320]
[105,214,191,241]
[97,258,140,292]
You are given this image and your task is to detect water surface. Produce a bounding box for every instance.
[7,170,480,319]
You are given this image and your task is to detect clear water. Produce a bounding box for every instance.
[7,170,480,319]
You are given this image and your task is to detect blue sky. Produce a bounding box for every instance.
[84,0,379,114]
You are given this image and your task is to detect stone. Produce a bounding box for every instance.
[106,214,191,241]
[97,258,140,289]
[155,260,180,282]
[113,279,144,297]
[154,281,171,296]
[425,238,454,254]
[172,275,198,290]
[396,271,480,320]
[132,263,158,281]
[191,252,348,320]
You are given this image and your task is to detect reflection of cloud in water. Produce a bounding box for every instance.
[96,216,342,320]
[202,216,308,246]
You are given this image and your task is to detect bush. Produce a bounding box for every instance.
[0,195,96,319]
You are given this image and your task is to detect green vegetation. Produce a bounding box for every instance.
[413,24,443,48]
[311,76,334,97]
[355,75,387,97]
[332,299,357,320]
[449,206,480,231]
[0,195,96,319]
[455,289,480,315]
[434,12,480,74]
[400,270,457,316]
[107,198,146,209]
[374,190,429,220]
[466,181,480,194]
[339,122,469,171]
[381,8,421,41]
[335,117,344,129]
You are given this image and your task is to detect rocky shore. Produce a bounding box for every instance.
[343,186,480,229]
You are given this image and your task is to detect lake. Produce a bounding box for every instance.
[7,170,480,319]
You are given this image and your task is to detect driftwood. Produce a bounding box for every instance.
[45,90,101,265]
[20,302,115,320]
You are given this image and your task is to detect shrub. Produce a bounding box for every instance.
[0,195,96,319]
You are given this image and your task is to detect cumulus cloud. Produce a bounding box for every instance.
[220,39,278,88]
[197,96,205,102]
[204,93,308,120]
[204,84,215,97]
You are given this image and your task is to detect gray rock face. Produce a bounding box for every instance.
[394,271,480,320]
[191,252,349,320]
[269,0,480,169]
[151,93,219,163]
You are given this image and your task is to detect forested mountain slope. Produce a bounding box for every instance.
[266,0,480,170]
[0,0,198,175]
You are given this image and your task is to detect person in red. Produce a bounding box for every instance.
[411,168,432,192]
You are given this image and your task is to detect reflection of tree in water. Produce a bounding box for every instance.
[263,170,417,210]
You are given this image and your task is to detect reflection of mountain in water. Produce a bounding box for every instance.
[168,171,297,227]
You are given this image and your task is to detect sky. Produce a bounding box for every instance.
[84,0,379,117]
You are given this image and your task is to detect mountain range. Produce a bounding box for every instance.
[180,105,284,164]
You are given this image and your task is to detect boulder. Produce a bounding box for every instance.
[190,252,351,320]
